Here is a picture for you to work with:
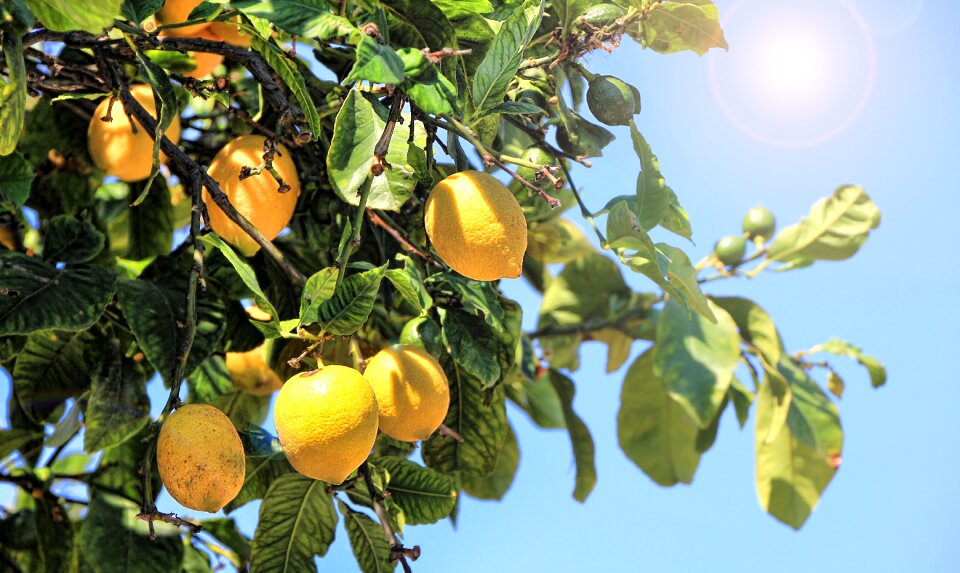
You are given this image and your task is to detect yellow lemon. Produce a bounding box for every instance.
[226,345,282,396]
[156,0,211,37]
[275,365,379,484]
[204,135,300,256]
[363,345,450,442]
[424,170,528,281]
[156,404,245,512]
[182,29,224,79]
[208,18,253,47]
[87,84,182,182]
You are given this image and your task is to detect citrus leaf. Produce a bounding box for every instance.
[201,518,251,564]
[250,36,322,135]
[767,185,880,264]
[471,0,543,117]
[346,35,406,84]
[381,0,459,79]
[299,267,339,325]
[0,428,44,460]
[711,296,784,368]
[806,338,886,389]
[441,308,501,389]
[550,370,596,502]
[0,30,26,156]
[376,457,457,525]
[211,390,271,430]
[655,299,740,427]
[402,64,460,116]
[641,1,729,56]
[121,0,163,23]
[42,215,105,264]
[618,349,701,486]
[336,500,395,573]
[0,152,34,208]
[34,495,73,573]
[729,377,755,429]
[80,494,184,573]
[225,451,294,513]
[506,372,565,430]
[461,422,519,500]
[250,473,338,573]
[24,0,123,33]
[13,330,92,423]
[91,424,161,505]
[327,90,377,204]
[302,264,386,335]
[233,0,356,39]
[116,277,178,384]
[0,253,116,336]
[83,341,150,452]
[126,177,174,259]
[200,233,278,319]
[629,124,669,231]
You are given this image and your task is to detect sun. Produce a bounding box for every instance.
[755,33,827,102]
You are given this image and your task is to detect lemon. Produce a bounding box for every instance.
[156,0,211,37]
[208,18,252,47]
[226,345,282,396]
[424,170,528,281]
[742,205,776,241]
[182,29,224,79]
[275,365,379,484]
[204,135,300,256]
[363,345,450,442]
[714,235,747,266]
[156,404,245,512]
[87,84,182,182]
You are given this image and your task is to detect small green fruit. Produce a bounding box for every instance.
[399,316,442,354]
[579,4,626,28]
[742,205,776,241]
[714,235,747,266]
[586,75,640,126]
[517,147,554,186]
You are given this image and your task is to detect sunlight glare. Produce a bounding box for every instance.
[756,33,826,102]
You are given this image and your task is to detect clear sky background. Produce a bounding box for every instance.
[3,0,958,571]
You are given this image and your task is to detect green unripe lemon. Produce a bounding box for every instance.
[579,4,626,28]
[587,75,640,126]
[516,147,554,186]
[714,235,747,266]
[742,205,776,241]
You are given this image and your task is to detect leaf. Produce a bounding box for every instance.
[250,36,322,136]
[337,500,394,573]
[618,349,701,486]
[550,371,597,501]
[506,373,566,429]
[488,101,544,115]
[642,1,729,56]
[182,541,214,573]
[121,0,163,23]
[0,152,34,208]
[13,331,91,423]
[126,177,174,259]
[461,422,519,500]
[654,299,740,427]
[807,338,886,389]
[80,494,184,573]
[84,342,150,452]
[431,0,492,16]
[711,296,784,368]
[299,267,339,324]
[471,0,543,117]
[200,233,278,319]
[301,264,386,335]
[755,362,842,530]
[34,496,73,573]
[422,355,507,477]
[250,473,338,573]
[45,401,83,448]
[402,64,460,116]
[91,424,161,505]
[827,371,844,399]
[201,518,251,564]
[380,0,459,79]
[629,124,669,231]
[376,457,457,524]
[729,378,754,429]
[234,0,356,39]
[24,0,123,33]
[767,186,881,264]
[115,278,179,384]
[0,429,43,460]
[347,35,406,84]
[42,215,105,264]
[384,268,424,312]
[211,390,271,429]
[0,27,26,156]
[441,308,501,388]
[0,252,116,336]
[225,451,294,513]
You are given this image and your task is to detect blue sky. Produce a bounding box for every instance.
[3,0,958,571]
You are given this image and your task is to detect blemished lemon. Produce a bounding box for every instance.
[87,84,182,182]
[424,170,528,281]
[204,135,300,256]
[226,345,282,396]
[156,404,245,513]
[155,0,211,37]
[364,345,450,442]
[275,365,379,484]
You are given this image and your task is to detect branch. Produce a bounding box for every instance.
[366,209,441,267]
[358,462,419,572]
[334,176,373,290]
[135,510,203,535]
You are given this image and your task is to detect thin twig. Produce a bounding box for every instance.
[135,510,203,534]
[358,462,418,572]
[366,209,441,267]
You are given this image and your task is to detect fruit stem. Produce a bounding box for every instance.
[335,176,373,290]
[358,462,416,571]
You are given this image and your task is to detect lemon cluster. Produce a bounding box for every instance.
[155,0,252,79]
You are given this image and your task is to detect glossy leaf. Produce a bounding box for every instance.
[471,0,543,117]
[441,308,502,389]
[0,25,26,156]
[337,500,394,573]
[461,422,520,500]
[250,36,322,135]
[84,342,150,452]
[550,371,597,501]
[301,264,386,335]
[299,267,339,325]
[711,296,783,368]
[42,215,105,264]
[13,330,91,423]
[80,494,183,573]
[234,0,356,39]
[347,35,406,84]
[377,457,457,525]
[0,152,34,207]
[121,0,163,23]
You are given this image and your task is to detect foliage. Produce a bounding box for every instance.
[0,0,884,571]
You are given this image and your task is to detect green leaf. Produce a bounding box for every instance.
[0,26,26,156]
[555,109,615,158]
[84,342,150,452]
[729,377,754,429]
[376,457,457,524]
[337,500,395,573]
[200,233,278,318]
[461,422,519,500]
[116,278,179,384]
[767,186,881,264]
[80,494,184,573]
[34,496,73,573]
[225,451,294,513]
[488,101,544,115]
[384,268,424,313]
[121,0,163,23]
[250,473,338,573]
[550,371,596,502]
[91,424,160,505]
[0,252,115,336]
[711,296,783,368]
[126,177,174,259]
[347,35,407,84]
[302,264,386,335]
[42,215,105,264]
[422,356,507,477]
[618,349,701,486]
[471,0,543,117]
[45,401,83,448]
[431,0,492,16]
[655,299,740,427]
[182,541,214,573]
[629,125,669,231]
[441,308,501,389]
[0,152,34,208]
[250,36,322,136]
[506,371,566,429]
[24,0,123,33]
[381,0,459,79]
[0,429,44,460]
[641,1,729,56]
[13,330,91,423]
[201,518,251,564]
[806,338,886,389]
[234,0,356,39]
[299,267,339,324]
[211,390,271,429]
[403,64,460,116]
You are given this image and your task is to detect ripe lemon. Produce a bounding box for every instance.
[226,345,282,396]
[183,29,224,79]
[364,345,450,442]
[275,365,379,484]
[424,170,528,281]
[208,18,253,47]
[204,135,300,256]
[87,84,182,182]
[156,404,245,512]
[156,0,211,37]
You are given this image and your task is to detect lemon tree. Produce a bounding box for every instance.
[0,1,885,571]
